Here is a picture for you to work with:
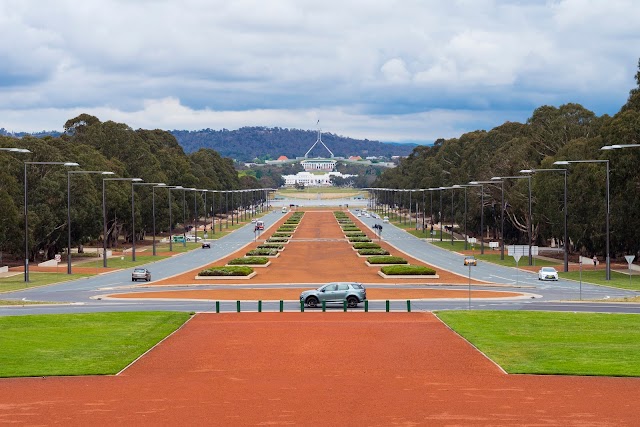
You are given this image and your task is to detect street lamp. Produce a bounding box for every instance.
[601,144,640,150]
[467,182,487,255]
[0,148,31,153]
[151,184,167,256]
[554,159,611,280]
[521,168,568,272]
[132,182,165,261]
[102,177,142,268]
[24,161,79,281]
[452,185,471,250]
[492,175,533,265]
[471,180,504,259]
[166,186,184,252]
[67,170,114,274]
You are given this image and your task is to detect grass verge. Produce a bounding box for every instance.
[437,310,640,376]
[559,270,640,291]
[0,311,191,377]
[0,272,93,293]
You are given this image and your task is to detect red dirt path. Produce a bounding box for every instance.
[1,312,638,425]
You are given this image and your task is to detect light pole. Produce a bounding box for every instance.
[520,168,568,272]
[452,185,470,250]
[24,161,79,282]
[467,182,486,255]
[131,182,165,261]
[492,175,533,265]
[471,180,504,259]
[67,170,114,274]
[554,159,611,280]
[166,186,184,252]
[102,177,142,268]
[151,184,167,256]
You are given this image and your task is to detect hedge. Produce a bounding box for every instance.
[266,237,289,243]
[199,266,254,276]
[348,237,372,242]
[366,256,408,264]
[358,248,390,256]
[380,265,437,275]
[246,249,278,256]
[271,233,292,238]
[352,242,381,249]
[257,244,284,249]
[344,232,366,237]
[228,256,269,265]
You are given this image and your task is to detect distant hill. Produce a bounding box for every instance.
[170,127,419,161]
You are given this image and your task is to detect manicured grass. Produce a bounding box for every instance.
[83,254,171,269]
[560,270,640,291]
[437,310,640,376]
[0,312,191,377]
[474,253,560,268]
[0,272,93,293]
[0,299,58,306]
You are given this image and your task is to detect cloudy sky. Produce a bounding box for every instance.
[1,0,639,144]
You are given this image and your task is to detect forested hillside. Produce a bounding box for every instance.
[171,127,417,161]
[0,114,258,264]
[374,59,640,260]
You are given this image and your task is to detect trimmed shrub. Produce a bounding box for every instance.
[348,237,372,242]
[228,256,269,265]
[266,237,288,243]
[358,248,390,256]
[271,233,292,238]
[344,232,366,237]
[257,244,284,249]
[342,227,361,232]
[380,265,437,275]
[199,266,254,276]
[246,249,278,256]
[352,242,381,249]
[367,256,408,264]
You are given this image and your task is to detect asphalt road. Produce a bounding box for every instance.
[1,202,639,315]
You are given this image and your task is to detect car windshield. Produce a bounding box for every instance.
[541,267,556,272]
[134,268,146,273]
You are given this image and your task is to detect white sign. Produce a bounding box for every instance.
[625,255,635,265]
[512,254,522,263]
[54,254,61,263]
[489,241,500,248]
[468,237,477,244]
[508,245,539,256]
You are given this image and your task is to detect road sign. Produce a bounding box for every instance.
[54,254,61,263]
[508,245,539,256]
[468,237,477,244]
[625,255,635,265]
[512,254,522,263]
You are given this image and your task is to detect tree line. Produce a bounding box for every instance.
[0,114,265,265]
[373,59,640,261]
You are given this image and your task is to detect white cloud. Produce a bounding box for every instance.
[0,0,638,142]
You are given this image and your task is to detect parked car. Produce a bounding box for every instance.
[202,242,211,249]
[185,235,201,242]
[132,268,151,282]
[538,266,559,281]
[463,256,477,266]
[300,282,366,308]
[382,216,389,223]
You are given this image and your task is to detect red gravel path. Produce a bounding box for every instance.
[1,312,637,425]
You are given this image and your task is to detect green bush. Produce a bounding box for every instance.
[246,249,278,256]
[344,232,366,237]
[266,237,288,243]
[352,242,381,249]
[358,248,390,256]
[271,232,292,238]
[342,227,361,232]
[257,244,284,249]
[367,256,408,264]
[380,265,436,275]
[199,266,254,276]
[228,257,269,265]
[348,236,372,242]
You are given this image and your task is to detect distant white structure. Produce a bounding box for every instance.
[282,171,357,187]
[301,158,337,171]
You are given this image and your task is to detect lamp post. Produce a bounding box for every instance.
[151,184,167,256]
[554,159,610,280]
[471,180,504,259]
[102,177,142,268]
[492,175,533,265]
[67,170,114,274]
[520,168,568,272]
[24,161,79,282]
[452,185,470,250]
[166,186,184,252]
[131,182,165,261]
[467,182,486,255]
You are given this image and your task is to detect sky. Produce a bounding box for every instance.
[1,0,639,144]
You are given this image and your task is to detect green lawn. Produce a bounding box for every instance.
[0,312,191,377]
[0,272,93,293]
[82,254,171,269]
[560,270,640,291]
[438,310,640,376]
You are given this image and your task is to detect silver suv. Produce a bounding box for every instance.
[300,282,366,308]
[131,268,151,282]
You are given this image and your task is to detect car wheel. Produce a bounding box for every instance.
[132,279,135,282]
[147,277,150,282]
[306,296,319,308]
[347,296,359,308]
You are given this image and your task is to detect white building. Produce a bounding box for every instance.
[300,158,337,171]
[282,171,357,187]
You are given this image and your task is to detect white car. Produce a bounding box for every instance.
[185,235,201,242]
[538,266,559,281]
[382,216,389,223]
